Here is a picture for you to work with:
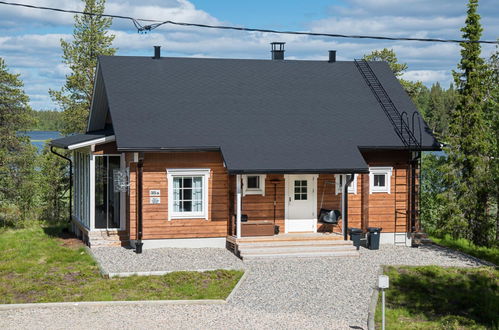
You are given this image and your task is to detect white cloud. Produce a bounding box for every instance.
[402,70,452,86]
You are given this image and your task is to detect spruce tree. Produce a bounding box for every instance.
[486,47,499,241]
[442,0,492,245]
[50,0,116,135]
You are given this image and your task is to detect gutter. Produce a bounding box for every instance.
[135,153,144,254]
[343,173,355,240]
[50,147,72,223]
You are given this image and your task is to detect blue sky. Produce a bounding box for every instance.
[1,0,498,110]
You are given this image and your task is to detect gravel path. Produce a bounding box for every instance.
[0,244,489,329]
[90,247,245,274]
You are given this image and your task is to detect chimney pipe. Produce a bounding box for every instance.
[328,50,336,63]
[270,42,285,60]
[153,46,161,59]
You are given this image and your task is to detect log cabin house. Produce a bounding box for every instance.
[50,44,440,258]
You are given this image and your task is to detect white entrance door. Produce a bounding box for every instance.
[286,175,317,233]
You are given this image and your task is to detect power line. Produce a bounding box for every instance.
[0,0,498,44]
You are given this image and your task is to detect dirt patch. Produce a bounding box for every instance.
[57,231,85,248]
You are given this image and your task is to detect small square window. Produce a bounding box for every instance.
[369,167,392,194]
[247,176,260,189]
[243,175,266,196]
[335,174,357,194]
[373,174,385,187]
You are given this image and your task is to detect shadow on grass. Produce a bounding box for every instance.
[42,223,70,238]
[384,265,499,328]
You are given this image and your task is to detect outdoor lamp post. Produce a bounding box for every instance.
[378,275,389,330]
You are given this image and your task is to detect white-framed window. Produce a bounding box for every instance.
[369,167,393,194]
[335,174,358,194]
[242,174,266,196]
[166,169,211,220]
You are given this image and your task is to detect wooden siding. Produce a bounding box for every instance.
[125,150,413,240]
[93,141,118,155]
[128,152,229,239]
[363,150,411,233]
[241,175,285,230]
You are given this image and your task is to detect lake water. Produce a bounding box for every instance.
[22,131,62,151]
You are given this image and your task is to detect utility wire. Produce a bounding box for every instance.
[1,0,498,44]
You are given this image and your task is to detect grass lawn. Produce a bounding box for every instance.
[0,226,244,304]
[375,266,498,329]
[431,235,499,266]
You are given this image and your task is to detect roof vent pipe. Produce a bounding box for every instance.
[153,46,161,59]
[271,42,285,60]
[329,50,336,63]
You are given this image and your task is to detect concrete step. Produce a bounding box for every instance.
[89,239,125,247]
[241,249,359,260]
[239,245,356,255]
[237,235,344,243]
[238,240,352,249]
[88,233,126,241]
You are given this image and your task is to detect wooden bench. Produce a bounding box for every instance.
[241,220,275,237]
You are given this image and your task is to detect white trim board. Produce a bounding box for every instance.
[67,135,116,150]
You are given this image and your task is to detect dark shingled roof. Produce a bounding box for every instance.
[54,56,440,173]
[49,128,114,149]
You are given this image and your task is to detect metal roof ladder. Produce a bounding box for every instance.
[354,59,424,246]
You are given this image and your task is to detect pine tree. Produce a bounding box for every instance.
[50,0,116,135]
[0,57,38,226]
[363,48,425,99]
[442,0,492,246]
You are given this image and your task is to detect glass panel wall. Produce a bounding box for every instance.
[74,151,90,228]
[95,155,121,229]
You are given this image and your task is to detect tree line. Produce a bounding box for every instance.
[29,110,64,131]
[0,0,497,247]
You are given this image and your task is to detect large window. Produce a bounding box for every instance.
[167,169,210,220]
[335,174,358,194]
[95,155,121,229]
[369,167,392,194]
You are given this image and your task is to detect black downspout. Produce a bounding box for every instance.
[135,154,144,254]
[50,147,72,223]
[343,173,356,240]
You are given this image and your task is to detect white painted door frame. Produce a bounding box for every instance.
[284,174,318,233]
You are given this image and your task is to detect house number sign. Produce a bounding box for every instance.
[150,190,160,204]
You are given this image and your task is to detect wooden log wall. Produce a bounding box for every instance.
[123,149,413,240]
[127,152,229,239]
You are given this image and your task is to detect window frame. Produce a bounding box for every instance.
[335,174,358,194]
[166,168,211,220]
[369,167,393,194]
[242,174,266,196]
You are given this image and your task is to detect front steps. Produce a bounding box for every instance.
[229,234,359,260]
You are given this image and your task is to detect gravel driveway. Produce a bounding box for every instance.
[0,244,489,329]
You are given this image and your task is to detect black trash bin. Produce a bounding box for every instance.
[349,228,363,250]
[367,227,382,250]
